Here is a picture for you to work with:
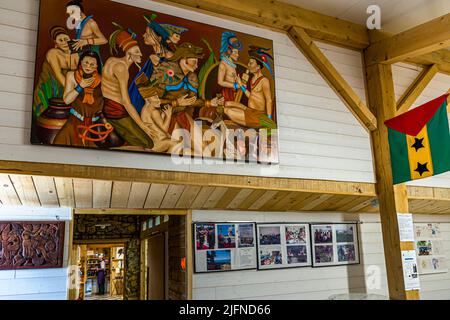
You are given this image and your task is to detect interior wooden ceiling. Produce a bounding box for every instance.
[0,174,448,214]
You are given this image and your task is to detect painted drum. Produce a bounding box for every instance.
[36,98,71,144]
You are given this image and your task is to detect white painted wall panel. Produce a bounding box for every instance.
[0,0,375,183]
[0,206,71,300]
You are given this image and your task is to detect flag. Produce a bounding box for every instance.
[385,94,450,184]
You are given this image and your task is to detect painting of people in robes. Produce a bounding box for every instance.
[31,0,279,163]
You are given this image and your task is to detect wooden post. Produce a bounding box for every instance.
[185,210,193,300]
[365,63,420,300]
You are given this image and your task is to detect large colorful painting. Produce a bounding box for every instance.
[0,221,65,270]
[31,0,279,163]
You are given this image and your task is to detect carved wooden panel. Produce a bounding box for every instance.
[0,221,65,270]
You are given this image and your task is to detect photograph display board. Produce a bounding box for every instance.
[257,223,311,270]
[311,223,360,267]
[194,222,257,273]
[414,223,448,274]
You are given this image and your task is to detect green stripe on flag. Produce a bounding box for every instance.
[428,101,450,175]
[388,128,411,184]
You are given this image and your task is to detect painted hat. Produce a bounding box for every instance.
[220,31,242,55]
[248,45,274,75]
[110,23,139,55]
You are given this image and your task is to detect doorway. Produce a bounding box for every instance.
[73,243,125,300]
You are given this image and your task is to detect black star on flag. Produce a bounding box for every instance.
[411,138,425,152]
[414,162,430,176]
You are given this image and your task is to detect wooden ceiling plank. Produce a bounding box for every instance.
[202,187,228,209]
[259,191,292,211]
[270,191,305,211]
[302,194,335,211]
[92,180,112,208]
[238,189,270,210]
[54,177,75,208]
[347,197,378,213]
[8,174,39,206]
[248,190,278,211]
[214,188,242,209]
[110,181,132,208]
[0,175,21,206]
[127,182,151,209]
[226,188,254,210]
[365,13,450,65]
[75,208,187,215]
[338,196,373,212]
[176,185,202,209]
[144,184,169,209]
[190,186,215,209]
[32,176,59,207]
[314,195,347,211]
[288,193,323,211]
[160,184,186,209]
[289,26,377,132]
[73,178,93,209]
[396,64,439,114]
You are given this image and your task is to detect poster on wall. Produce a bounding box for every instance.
[193,222,257,273]
[0,221,65,270]
[401,250,420,290]
[31,0,279,163]
[311,223,360,267]
[414,223,448,274]
[257,223,311,270]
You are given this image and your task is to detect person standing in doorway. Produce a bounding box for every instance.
[97,255,106,295]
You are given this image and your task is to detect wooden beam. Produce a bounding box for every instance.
[0,160,377,196]
[157,0,369,49]
[406,49,450,76]
[396,64,439,114]
[288,26,377,131]
[365,13,450,65]
[74,208,188,215]
[365,62,419,300]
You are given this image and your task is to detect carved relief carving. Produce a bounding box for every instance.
[0,221,65,270]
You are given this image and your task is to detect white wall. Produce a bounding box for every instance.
[192,210,450,300]
[392,63,450,188]
[0,0,374,183]
[0,207,72,300]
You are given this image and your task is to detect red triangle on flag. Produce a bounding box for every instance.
[385,94,449,136]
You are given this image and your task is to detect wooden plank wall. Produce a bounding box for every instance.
[0,207,72,300]
[192,210,450,300]
[168,215,187,300]
[0,0,374,183]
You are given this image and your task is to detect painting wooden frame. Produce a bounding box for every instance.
[0,221,65,270]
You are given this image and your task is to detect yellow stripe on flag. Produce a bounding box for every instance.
[406,125,434,180]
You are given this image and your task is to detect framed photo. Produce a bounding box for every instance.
[311,223,360,267]
[257,223,311,270]
[193,222,257,273]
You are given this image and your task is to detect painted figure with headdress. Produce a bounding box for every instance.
[148,43,224,137]
[33,26,79,118]
[222,46,276,131]
[217,31,245,102]
[128,13,189,116]
[101,24,154,150]
[65,0,107,62]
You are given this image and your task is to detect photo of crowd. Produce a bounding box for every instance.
[336,225,354,243]
[287,245,308,264]
[196,223,216,250]
[417,240,432,256]
[285,226,307,244]
[238,224,255,248]
[217,224,236,249]
[337,244,356,262]
[259,226,281,245]
[314,245,333,263]
[260,249,282,266]
[207,250,231,271]
[313,226,333,244]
